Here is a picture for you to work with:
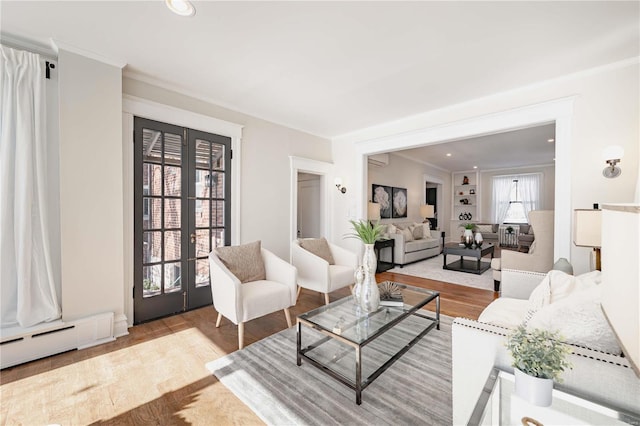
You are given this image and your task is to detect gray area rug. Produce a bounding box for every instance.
[389,254,493,291]
[206,314,453,426]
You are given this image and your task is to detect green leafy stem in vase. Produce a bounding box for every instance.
[345,219,384,244]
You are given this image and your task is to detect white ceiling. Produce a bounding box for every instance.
[394,123,556,172]
[1,1,638,141]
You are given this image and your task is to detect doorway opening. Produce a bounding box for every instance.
[297,172,322,238]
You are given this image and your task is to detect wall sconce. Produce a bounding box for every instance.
[335,177,346,194]
[602,145,624,178]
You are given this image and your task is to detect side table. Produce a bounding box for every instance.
[374,238,394,272]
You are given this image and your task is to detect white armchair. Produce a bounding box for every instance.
[209,247,296,349]
[491,210,555,291]
[291,239,358,305]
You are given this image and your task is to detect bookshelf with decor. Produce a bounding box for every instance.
[451,171,481,239]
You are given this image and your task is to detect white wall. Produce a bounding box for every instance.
[58,50,124,323]
[333,60,639,274]
[368,154,450,226]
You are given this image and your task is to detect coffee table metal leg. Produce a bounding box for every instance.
[436,295,441,330]
[355,346,362,405]
[296,321,302,366]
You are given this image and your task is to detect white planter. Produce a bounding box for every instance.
[514,368,554,407]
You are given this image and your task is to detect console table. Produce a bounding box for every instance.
[374,238,394,272]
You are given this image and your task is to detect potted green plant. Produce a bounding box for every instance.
[346,219,384,244]
[506,325,572,406]
[345,220,384,312]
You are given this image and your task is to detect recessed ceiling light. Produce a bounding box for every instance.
[446,153,452,157]
[166,0,196,17]
[473,166,478,169]
[547,138,555,143]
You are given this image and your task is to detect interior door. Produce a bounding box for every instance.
[134,117,231,324]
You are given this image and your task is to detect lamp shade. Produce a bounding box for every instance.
[420,204,435,219]
[573,209,602,248]
[602,145,624,161]
[368,202,381,221]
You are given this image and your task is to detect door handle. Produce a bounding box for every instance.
[190,233,196,243]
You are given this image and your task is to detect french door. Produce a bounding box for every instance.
[133,117,231,324]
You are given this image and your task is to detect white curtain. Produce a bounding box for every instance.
[0,46,61,327]
[518,173,542,221]
[492,176,513,223]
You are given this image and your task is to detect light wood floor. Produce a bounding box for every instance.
[0,273,497,425]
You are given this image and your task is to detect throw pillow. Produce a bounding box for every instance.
[398,228,413,242]
[299,237,335,265]
[387,224,397,234]
[527,286,621,354]
[412,224,423,240]
[476,224,493,234]
[528,270,576,310]
[214,240,266,284]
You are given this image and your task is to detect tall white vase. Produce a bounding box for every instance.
[360,243,380,313]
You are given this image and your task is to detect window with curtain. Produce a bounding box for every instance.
[492,173,542,224]
[0,45,61,327]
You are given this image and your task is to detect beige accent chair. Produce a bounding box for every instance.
[208,248,296,349]
[291,239,358,305]
[491,210,554,292]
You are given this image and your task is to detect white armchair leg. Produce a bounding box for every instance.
[324,293,330,305]
[215,312,222,328]
[284,308,292,328]
[238,322,244,350]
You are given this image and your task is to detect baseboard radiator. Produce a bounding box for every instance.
[0,312,115,369]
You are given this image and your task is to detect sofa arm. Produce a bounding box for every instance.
[388,233,406,264]
[500,269,546,299]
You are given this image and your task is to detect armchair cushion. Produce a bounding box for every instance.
[214,241,266,283]
[299,237,335,265]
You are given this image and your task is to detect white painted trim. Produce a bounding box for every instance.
[393,151,450,173]
[122,113,134,328]
[0,33,58,60]
[289,156,334,261]
[122,97,243,325]
[354,97,575,262]
[51,38,126,68]
[113,313,129,338]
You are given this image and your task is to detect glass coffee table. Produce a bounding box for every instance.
[468,368,640,425]
[296,281,440,405]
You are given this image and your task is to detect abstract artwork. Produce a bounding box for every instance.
[372,184,392,219]
[392,187,407,218]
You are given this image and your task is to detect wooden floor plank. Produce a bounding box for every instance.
[0,274,496,425]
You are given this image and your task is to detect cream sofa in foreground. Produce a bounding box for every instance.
[451,269,640,424]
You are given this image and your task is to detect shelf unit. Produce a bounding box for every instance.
[452,171,480,223]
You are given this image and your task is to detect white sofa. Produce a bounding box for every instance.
[378,222,442,267]
[452,269,640,424]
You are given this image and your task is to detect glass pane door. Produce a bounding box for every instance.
[134,118,231,324]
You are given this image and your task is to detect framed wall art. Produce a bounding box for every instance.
[392,187,407,218]
[372,184,392,219]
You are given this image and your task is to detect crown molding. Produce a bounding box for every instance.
[50,38,126,69]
